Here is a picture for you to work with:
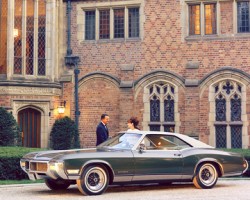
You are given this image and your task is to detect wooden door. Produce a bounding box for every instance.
[18,108,41,148]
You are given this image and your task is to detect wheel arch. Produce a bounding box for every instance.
[193,158,224,179]
[80,160,115,184]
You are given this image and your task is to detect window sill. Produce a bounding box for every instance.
[185,33,250,41]
[82,37,141,44]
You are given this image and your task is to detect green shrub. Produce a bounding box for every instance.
[0,147,46,180]
[50,116,80,150]
[0,107,21,146]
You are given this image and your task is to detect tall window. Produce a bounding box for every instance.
[214,81,242,148]
[149,83,175,132]
[84,6,140,40]
[85,11,95,40]
[14,0,46,76]
[188,3,217,35]
[237,1,250,33]
[0,0,7,74]
[114,9,125,38]
[129,8,140,37]
[99,10,110,39]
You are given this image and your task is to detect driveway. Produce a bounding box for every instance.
[0,178,249,200]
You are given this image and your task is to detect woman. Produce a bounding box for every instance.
[127,117,140,131]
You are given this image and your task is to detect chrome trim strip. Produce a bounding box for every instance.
[113,175,133,182]
[222,172,242,177]
[132,174,182,181]
[80,160,115,178]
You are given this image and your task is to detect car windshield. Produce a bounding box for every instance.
[98,132,143,149]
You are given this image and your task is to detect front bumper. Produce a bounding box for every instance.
[20,159,80,181]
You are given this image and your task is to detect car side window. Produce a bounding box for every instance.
[140,134,191,150]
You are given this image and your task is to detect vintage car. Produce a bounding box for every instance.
[20,131,248,196]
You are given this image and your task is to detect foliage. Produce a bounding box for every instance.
[0,107,21,146]
[50,116,80,150]
[0,147,47,180]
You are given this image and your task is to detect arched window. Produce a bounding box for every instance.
[214,80,242,148]
[148,83,175,132]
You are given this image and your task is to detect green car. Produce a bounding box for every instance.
[20,131,248,196]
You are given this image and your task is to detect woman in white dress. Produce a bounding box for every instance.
[127,116,140,132]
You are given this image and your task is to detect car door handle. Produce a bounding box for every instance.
[174,154,181,157]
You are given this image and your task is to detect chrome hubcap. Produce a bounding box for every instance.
[85,167,107,193]
[199,164,217,186]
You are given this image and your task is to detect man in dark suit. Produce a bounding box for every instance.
[96,114,109,146]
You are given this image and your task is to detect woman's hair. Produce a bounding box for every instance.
[128,117,140,130]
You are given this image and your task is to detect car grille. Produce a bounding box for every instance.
[30,162,48,172]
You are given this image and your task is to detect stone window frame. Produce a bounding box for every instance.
[142,80,181,133]
[183,0,250,40]
[183,0,220,37]
[76,0,145,42]
[7,0,56,81]
[208,78,248,148]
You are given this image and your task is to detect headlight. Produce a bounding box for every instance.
[49,162,63,172]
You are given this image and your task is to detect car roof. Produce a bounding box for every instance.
[122,130,214,148]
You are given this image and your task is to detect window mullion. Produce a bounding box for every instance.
[200,2,204,36]
[125,6,128,39]
[33,0,38,76]
[96,8,99,40]
[22,0,27,75]
[160,88,164,131]
[110,8,114,39]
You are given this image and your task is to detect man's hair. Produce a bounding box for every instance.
[101,113,109,120]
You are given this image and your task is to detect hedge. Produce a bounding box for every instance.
[0,147,47,180]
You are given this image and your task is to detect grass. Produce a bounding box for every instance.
[0,179,44,185]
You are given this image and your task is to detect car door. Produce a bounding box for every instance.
[132,134,184,181]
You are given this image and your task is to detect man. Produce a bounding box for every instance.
[96,113,109,146]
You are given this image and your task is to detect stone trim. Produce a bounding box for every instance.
[11,100,52,148]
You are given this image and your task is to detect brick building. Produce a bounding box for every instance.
[0,0,250,149]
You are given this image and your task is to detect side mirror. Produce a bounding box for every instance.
[139,143,146,153]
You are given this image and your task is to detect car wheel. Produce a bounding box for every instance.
[193,163,218,189]
[45,178,71,190]
[76,165,109,196]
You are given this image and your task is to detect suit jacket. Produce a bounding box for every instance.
[96,122,109,146]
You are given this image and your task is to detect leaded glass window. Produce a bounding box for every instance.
[14,0,23,74]
[231,125,242,148]
[114,9,124,38]
[84,6,140,40]
[129,8,139,37]
[149,83,175,132]
[85,11,95,40]
[215,94,226,121]
[164,95,174,122]
[150,95,160,122]
[231,94,241,121]
[14,0,47,76]
[0,0,7,74]
[214,80,242,148]
[189,4,200,35]
[26,0,34,75]
[99,10,110,39]
[237,2,250,33]
[215,125,226,148]
[37,0,46,76]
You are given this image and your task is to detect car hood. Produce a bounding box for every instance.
[22,147,124,161]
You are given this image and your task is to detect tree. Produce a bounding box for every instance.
[50,116,80,150]
[0,107,21,146]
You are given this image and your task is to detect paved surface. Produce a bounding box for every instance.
[0,179,249,200]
